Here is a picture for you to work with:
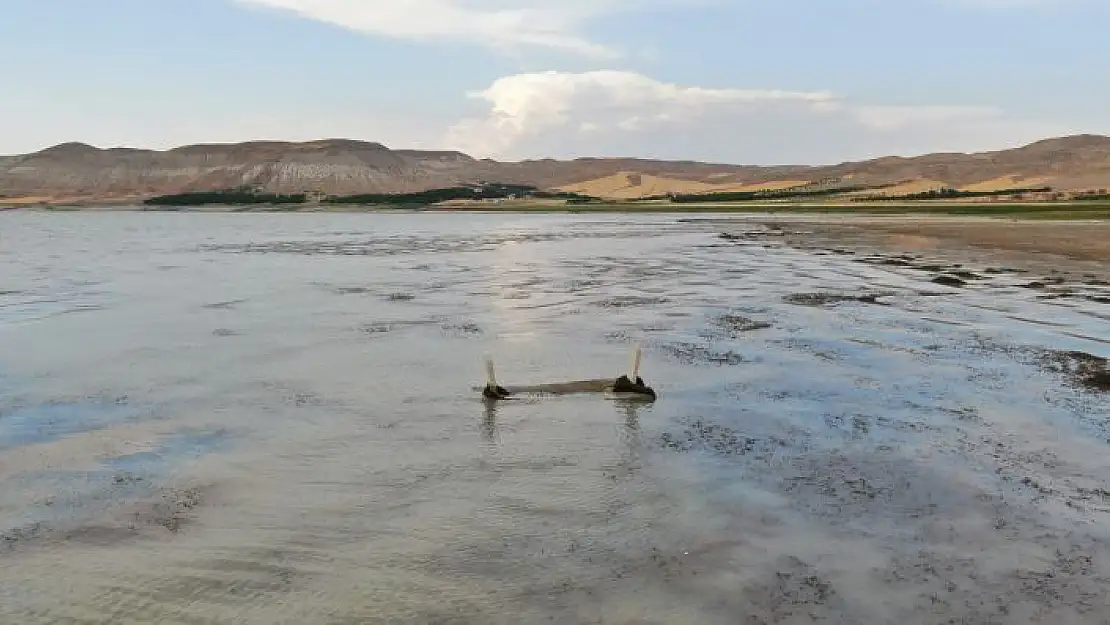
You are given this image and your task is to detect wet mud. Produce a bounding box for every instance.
[2,211,1110,623]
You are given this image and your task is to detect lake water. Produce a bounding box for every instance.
[2,211,1109,624]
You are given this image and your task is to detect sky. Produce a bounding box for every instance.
[1,0,1107,164]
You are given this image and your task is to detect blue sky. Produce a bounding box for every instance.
[1,0,1106,164]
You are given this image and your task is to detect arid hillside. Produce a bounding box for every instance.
[2,135,1110,203]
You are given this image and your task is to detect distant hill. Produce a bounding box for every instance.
[3,135,1110,204]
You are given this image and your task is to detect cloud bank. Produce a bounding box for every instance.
[235,0,1085,57]
[444,70,1071,163]
[446,71,837,156]
[224,1,1087,163]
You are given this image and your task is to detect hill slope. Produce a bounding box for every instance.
[2,135,1110,203]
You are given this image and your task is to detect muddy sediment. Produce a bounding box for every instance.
[737,215,1110,281]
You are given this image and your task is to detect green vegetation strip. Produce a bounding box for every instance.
[448,202,1110,219]
[138,184,1110,220]
[144,184,597,207]
[144,190,306,206]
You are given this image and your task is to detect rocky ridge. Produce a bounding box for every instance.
[2,135,1110,203]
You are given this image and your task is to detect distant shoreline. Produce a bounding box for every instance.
[6,134,1110,220]
[5,200,1110,221]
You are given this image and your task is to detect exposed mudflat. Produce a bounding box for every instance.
[2,211,1109,624]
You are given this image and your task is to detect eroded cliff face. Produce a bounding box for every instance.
[3,135,1110,202]
[0,140,498,199]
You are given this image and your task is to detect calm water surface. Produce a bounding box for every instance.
[1,211,1109,624]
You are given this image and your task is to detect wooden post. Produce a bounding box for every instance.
[629,345,642,381]
[486,357,498,389]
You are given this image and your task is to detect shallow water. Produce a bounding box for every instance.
[1,211,1109,624]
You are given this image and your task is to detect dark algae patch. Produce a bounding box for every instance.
[146,487,204,533]
[2,485,210,553]
[1039,350,1110,392]
[440,320,483,337]
[948,270,983,280]
[593,295,668,309]
[714,313,772,335]
[660,418,759,456]
[658,342,747,366]
[931,275,967,288]
[202,299,247,310]
[332,286,374,295]
[743,556,843,624]
[968,335,1110,393]
[783,292,886,307]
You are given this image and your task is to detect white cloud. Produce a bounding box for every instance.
[446,70,837,157]
[233,0,1086,59]
[234,0,691,56]
[444,70,1073,163]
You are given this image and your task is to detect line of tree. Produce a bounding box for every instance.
[323,184,535,205]
[144,189,307,206]
[669,185,871,203]
[323,183,598,205]
[856,186,1053,201]
[532,190,599,201]
[142,183,600,207]
[1074,189,1110,201]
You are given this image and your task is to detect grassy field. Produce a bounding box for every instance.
[436,200,1110,219]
